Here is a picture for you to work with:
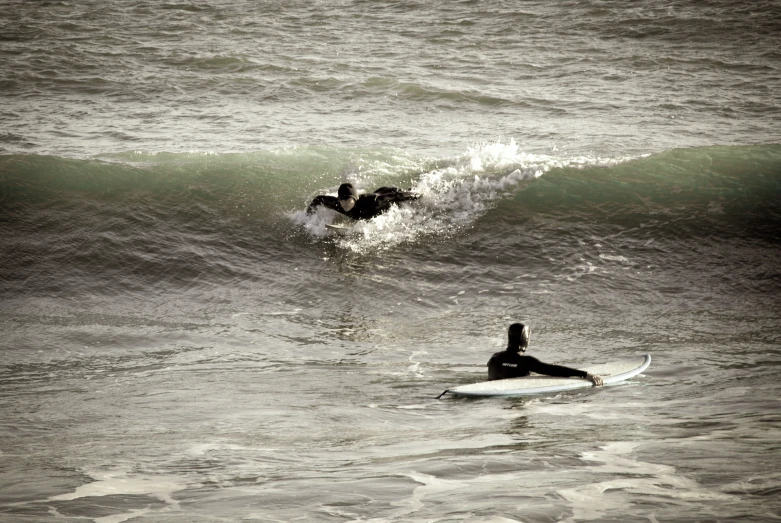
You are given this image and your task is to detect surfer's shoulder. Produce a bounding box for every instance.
[489,350,518,363]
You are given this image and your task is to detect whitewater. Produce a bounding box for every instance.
[1,1,780,522]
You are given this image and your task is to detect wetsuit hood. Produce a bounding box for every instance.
[507,323,530,352]
[338,183,358,200]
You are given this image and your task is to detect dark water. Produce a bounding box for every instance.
[2,0,781,521]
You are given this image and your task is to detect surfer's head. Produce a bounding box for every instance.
[338,183,357,212]
[507,323,530,352]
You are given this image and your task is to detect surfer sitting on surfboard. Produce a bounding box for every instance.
[488,323,604,386]
[306,182,420,221]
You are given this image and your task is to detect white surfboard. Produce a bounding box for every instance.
[440,354,651,398]
[326,223,352,232]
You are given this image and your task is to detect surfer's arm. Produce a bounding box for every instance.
[530,359,603,386]
[307,195,342,215]
[586,373,604,386]
[527,356,591,380]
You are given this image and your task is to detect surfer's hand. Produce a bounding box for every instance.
[586,373,604,387]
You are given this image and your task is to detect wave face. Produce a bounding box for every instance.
[2,143,779,309]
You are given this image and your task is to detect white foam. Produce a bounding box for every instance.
[289,204,335,236]
[355,472,467,522]
[292,140,636,252]
[95,508,154,523]
[49,473,187,503]
[599,254,631,263]
[556,442,738,522]
[48,469,189,522]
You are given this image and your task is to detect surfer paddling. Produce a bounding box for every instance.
[487,323,604,385]
[306,183,420,221]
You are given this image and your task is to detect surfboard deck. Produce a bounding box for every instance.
[441,354,651,398]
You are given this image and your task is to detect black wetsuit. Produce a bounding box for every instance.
[487,351,588,381]
[307,186,419,221]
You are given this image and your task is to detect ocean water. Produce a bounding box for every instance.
[1,1,781,522]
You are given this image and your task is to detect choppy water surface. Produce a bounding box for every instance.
[2,0,780,157]
[1,1,781,522]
